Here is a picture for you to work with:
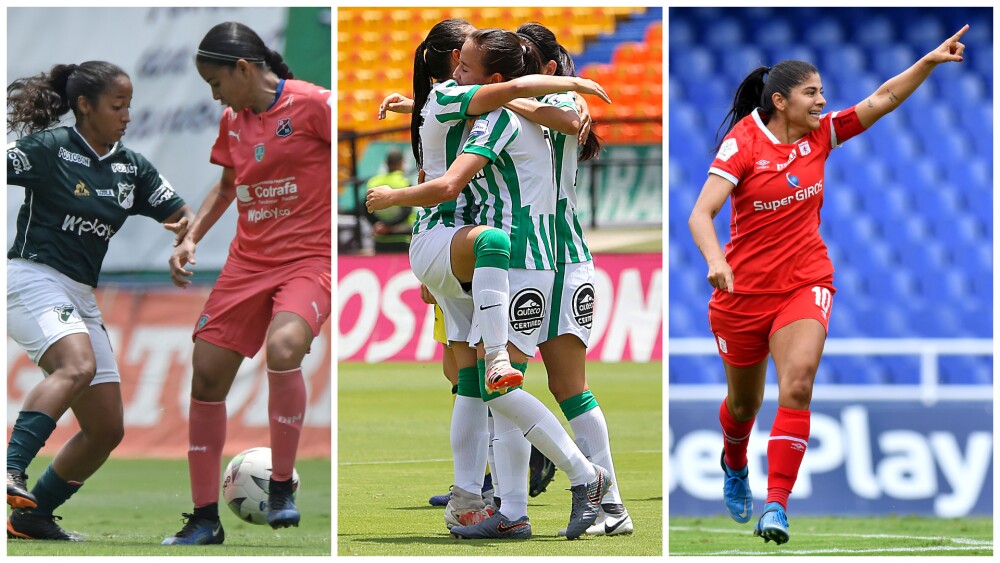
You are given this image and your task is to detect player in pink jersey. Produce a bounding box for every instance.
[163,21,331,546]
[688,26,968,544]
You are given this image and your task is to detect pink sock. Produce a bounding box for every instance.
[766,406,811,510]
[720,397,755,471]
[188,398,227,507]
[268,367,306,481]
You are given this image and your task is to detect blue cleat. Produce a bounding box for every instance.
[451,512,531,540]
[267,477,300,529]
[429,490,452,507]
[161,513,224,545]
[720,450,752,523]
[753,502,789,544]
[430,473,494,507]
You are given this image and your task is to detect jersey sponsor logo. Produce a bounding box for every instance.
[276,117,293,138]
[117,183,136,209]
[95,189,115,197]
[110,162,137,174]
[776,149,797,171]
[716,138,738,162]
[73,181,91,197]
[786,173,801,189]
[247,206,291,223]
[469,118,489,139]
[509,288,545,335]
[148,183,176,207]
[8,146,32,175]
[235,180,298,204]
[572,283,595,328]
[53,304,78,324]
[58,147,92,167]
[753,179,824,211]
[235,185,253,203]
[798,140,812,156]
[254,143,265,162]
[62,214,116,240]
[755,159,770,170]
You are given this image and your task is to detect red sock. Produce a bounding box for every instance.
[268,367,306,481]
[188,399,227,508]
[766,406,810,509]
[719,397,754,470]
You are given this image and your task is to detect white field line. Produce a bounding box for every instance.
[342,450,661,466]
[674,546,991,555]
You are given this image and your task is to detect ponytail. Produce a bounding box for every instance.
[196,22,293,79]
[264,49,294,80]
[8,61,127,135]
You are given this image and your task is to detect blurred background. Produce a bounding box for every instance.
[668,7,992,518]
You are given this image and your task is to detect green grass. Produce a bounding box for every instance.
[669,515,993,556]
[7,457,331,556]
[338,360,663,556]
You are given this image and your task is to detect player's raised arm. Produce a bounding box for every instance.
[855,24,967,129]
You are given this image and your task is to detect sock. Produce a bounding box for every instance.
[492,411,530,520]
[766,406,811,510]
[472,229,511,357]
[563,393,622,505]
[30,465,82,517]
[188,398,227,508]
[486,411,498,493]
[193,503,219,521]
[720,397,755,471]
[487,389,596,486]
[7,411,58,473]
[268,367,306,481]
[452,367,489,494]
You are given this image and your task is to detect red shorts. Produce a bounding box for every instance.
[193,257,331,358]
[707,277,835,367]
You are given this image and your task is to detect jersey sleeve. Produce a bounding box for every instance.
[461,108,520,163]
[541,92,579,111]
[7,134,52,189]
[829,106,866,148]
[309,88,332,145]
[707,128,751,186]
[130,153,186,221]
[209,110,236,169]
[432,80,483,123]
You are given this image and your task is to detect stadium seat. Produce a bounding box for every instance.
[939,356,993,385]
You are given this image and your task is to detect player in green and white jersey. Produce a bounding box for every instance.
[5,61,191,541]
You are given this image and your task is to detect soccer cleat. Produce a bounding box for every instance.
[429,488,452,507]
[451,512,531,540]
[753,502,790,545]
[267,477,301,529]
[528,446,557,497]
[430,473,493,507]
[161,513,225,545]
[565,464,612,540]
[7,509,81,541]
[444,485,489,530]
[720,450,753,523]
[558,504,634,537]
[484,350,523,394]
[7,469,37,510]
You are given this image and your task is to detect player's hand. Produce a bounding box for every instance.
[420,283,437,305]
[378,93,414,119]
[169,239,197,288]
[162,216,190,247]
[418,168,425,183]
[706,257,735,294]
[571,77,611,104]
[366,185,394,213]
[925,24,968,64]
[576,96,593,146]
[373,221,390,236]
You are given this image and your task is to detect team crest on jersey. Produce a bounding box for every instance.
[117,183,135,209]
[572,283,595,328]
[797,141,811,156]
[509,288,545,335]
[74,181,90,197]
[53,305,78,324]
[276,117,293,138]
[254,143,265,162]
[8,147,31,175]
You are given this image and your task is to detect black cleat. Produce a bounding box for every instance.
[161,512,225,545]
[8,509,82,541]
[528,446,557,497]
[7,469,37,509]
[267,477,300,529]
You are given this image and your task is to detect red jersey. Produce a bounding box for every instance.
[708,107,865,294]
[210,79,331,270]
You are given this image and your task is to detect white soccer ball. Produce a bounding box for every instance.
[222,447,300,525]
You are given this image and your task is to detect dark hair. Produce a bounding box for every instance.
[468,28,543,82]
[715,59,818,152]
[7,61,128,135]
[411,18,475,164]
[515,23,603,162]
[196,22,293,80]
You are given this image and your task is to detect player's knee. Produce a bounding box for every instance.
[265,336,307,371]
[780,372,815,407]
[94,420,125,453]
[53,360,97,394]
[729,397,762,421]
[473,228,511,264]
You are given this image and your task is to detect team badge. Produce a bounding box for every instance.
[572,283,595,328]
[196,315,210,332]
[797,141,811,156]
[254,143,265,162]
[53,305,78,324]
[717,335,728,354]
[73,181,90,197]
[276,117,292,138]
[509,288,545,335]
[7,147,31,175]
[117,183,135,209]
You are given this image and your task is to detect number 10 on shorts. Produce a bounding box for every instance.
[812,286,832,318]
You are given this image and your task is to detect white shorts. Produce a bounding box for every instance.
[537,261,595,347]
[7,259,120,385]
[469,268,555,357]
[409,227,473,343]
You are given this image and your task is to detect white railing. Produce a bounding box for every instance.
[669,338,994,405]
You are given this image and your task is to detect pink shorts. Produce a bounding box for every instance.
[193,257,331,358]
[707,277,835,367]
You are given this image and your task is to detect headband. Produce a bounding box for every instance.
[196,49,265,63]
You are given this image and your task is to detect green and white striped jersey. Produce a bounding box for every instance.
[412,79,482,235]
[540,92,592,264]
[462,108,558,271]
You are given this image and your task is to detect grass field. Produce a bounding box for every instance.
[669,515,993,556]
[6,456,331,556]
[338,360,662,556]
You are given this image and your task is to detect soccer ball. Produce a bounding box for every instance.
[222,447,300,525]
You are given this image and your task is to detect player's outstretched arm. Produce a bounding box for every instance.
[163,205,195,246]
[378,93,414,120]
[855,24,967,129]
[466,75,610,116]
[168,167,237,288]
[505,97,581,135]
[689,174,737,294]
[366,152,489,211]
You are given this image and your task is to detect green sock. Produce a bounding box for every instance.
[31,465,82,517]
[559,390,599,421]
[456,367,481,398]
[7,411,57,473]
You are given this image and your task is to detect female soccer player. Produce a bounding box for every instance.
[368,28,612,541]
[6,61,191,540]
[161,22,331,545]
[688,26,968,544]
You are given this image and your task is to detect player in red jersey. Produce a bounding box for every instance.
[688,25,968,544]
[162,21,331,545]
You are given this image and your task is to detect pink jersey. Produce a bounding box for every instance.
[708,106,865,294]
[210,79,331,270]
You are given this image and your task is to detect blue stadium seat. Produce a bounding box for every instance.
[703,18,744,50]
[825,356,885,385]
[670,356,724,384]
[802,19,845,47]
[877,356,921,384]
[853,17,895,47]
[940,356,993,385]
[819,45,866,76]
[871,44,917,76]
[752,20,794,49]
[720,47,767,83]
[668,16,694,48]
[766,45,817,67]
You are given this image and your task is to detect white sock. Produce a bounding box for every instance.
[569,406,621,504]
[492,411,530,520]
[488,389,596,486]
[451,395,489,494]
[472,267,509,357]
[487,412,498,493]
